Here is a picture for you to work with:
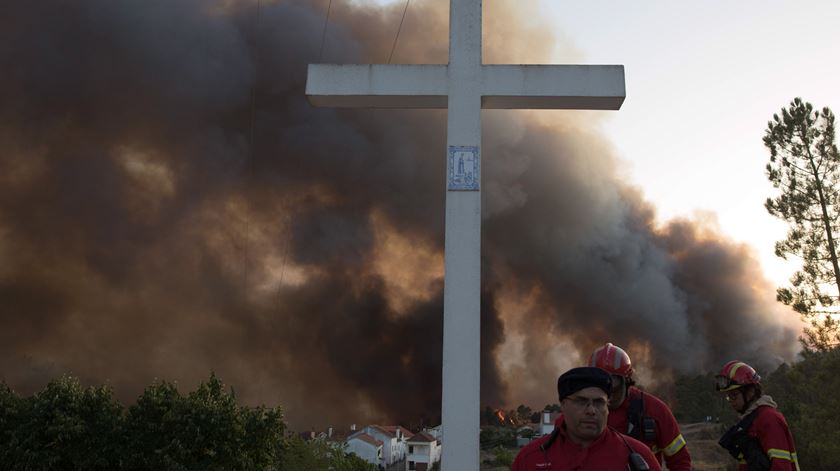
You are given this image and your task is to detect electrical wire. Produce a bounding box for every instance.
[319,0,333,61]
[387,0,411,64]
[243,0,262,293]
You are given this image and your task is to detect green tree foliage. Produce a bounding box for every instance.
[0,374,286,470]
[123,373,286,470]
[0,383,18,454]
[281,435,330,471]
[764,97,840,350]
[325,443,378,471]
[479,426,516,449]
[764,349,840,470]
[0,375,124,469]
[543,403,561,413]
[281,435,376,471]
[491,446,515,467]
[515,404,533,424]
[672,373,736,425]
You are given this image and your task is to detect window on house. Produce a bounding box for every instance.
[408,461,415,470]
[409,445,414,454]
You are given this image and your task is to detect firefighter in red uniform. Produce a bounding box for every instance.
[715,360,800,471]
[511,366,661,471]
[589,343,692,471]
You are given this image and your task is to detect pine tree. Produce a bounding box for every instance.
[764,97,840,351]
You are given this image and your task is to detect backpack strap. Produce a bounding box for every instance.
[617,428,651,471]
[539,427,561,453]
[626,391,644,438]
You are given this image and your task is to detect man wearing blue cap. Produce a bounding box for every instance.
[511,367,661,471]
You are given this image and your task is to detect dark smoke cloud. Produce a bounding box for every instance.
[0,0,799,428]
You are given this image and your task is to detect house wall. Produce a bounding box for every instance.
[407,440,441,469]
[346,439,381,467]
[364,427,404,465]
[431,440,441,463]
[540,412,557,436]
[407,442,430,465]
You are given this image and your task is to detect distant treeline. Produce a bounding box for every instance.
[0,373,374,471]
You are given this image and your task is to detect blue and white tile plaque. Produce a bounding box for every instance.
[447,145,480,191]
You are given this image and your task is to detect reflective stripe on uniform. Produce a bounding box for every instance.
[663,434,687,456]
[767,448,793,461]
[768,448,800,470]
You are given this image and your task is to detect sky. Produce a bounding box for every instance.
[369,0,840,288]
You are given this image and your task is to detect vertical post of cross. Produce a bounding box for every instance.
[441,1,482,470]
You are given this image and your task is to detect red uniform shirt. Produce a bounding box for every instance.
[738,405,799,471]
[511,416,662,471]
[607,386,691,471]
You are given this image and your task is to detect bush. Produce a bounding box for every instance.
[479,426,516,449]
[492,446,515,467]
[0,376,124,470]
[0,373,286,470]
[281,435,376,471]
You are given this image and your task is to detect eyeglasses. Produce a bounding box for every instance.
[565,395,608,410]
[725,390,741,402]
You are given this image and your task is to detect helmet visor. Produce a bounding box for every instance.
[714,374,738,392]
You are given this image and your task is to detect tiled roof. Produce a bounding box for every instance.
[350,433,383,448]
[407,431,437,443]
[382,425,414,438]
[369,424,413,438]
[369,425,397,438]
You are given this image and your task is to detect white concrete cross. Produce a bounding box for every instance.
[306,2,624,469]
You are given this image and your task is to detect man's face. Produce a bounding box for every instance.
[560,386,609,446]
[608,375,627,409]
[725,388,747,414]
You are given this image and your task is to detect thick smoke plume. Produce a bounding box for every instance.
[0,0,800,428]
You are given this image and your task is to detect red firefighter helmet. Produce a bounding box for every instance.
[715,360,761,392]
[589,343,634,378]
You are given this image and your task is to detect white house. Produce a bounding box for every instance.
[539,411,561,436]
[356,425,412,467]
[406,431,441,471]
[423,425,442,441]
[346,433,383,468]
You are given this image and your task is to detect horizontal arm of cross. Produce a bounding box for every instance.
[306,64,625,110]
[306,64,449,108]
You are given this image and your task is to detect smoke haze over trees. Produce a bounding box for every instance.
[0,0,801,429]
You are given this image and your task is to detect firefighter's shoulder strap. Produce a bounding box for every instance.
[627,391,657,442]
[617,429,651,471]
[718,409,771,471]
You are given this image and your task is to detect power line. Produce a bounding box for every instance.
[319,0,333,61]
[388,0,411,64]
[243,0,262,293]
[250,0,261,168]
